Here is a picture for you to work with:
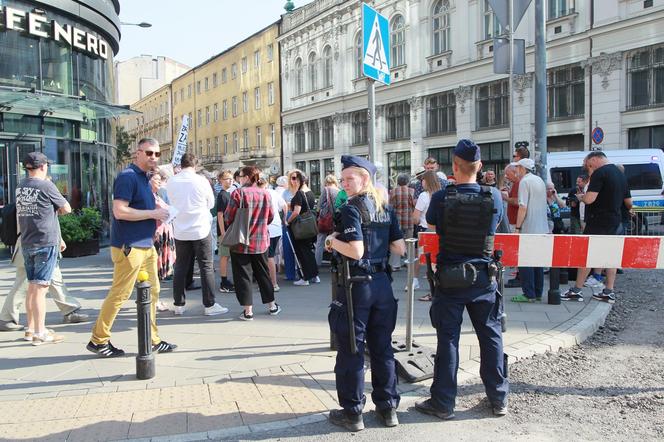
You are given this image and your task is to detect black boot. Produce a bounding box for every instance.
[329,409,364,432]
[376,407,399,427]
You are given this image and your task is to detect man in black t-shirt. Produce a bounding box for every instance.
[216,170,235,292]
[563,152,632,304]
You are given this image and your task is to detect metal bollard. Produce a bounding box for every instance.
[405,238,417,352]
[135,271,155,380]
[329,256,338,351]
[548,268,561,305]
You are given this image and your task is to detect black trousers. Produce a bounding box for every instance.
[230,251,274,307]
[292,235,318,280]
[173,234,216,308]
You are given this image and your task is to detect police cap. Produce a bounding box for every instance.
[341,155,377,176]
[453,139,481,162]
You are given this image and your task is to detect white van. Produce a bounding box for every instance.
[547,149,664,232]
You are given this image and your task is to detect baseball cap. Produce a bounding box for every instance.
[22,152,52,170]
[515,158,536,171]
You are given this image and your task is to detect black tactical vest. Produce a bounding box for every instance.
[439,184,496,258]
[347,194,391,265]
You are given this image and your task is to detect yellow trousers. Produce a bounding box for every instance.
[91,246,161,345]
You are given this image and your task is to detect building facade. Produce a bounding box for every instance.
[279,0,664,192]
[126,84,173,160]
[0,0,134,237]
[115,55,189,106]
[170,22,282,174]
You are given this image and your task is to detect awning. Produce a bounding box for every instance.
[0,87,141,121]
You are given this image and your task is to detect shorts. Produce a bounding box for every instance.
[268,236,281,258]
[583,223,620,235]
[217,242,231,258]
[413,225,427,248]
[22,245,59,285]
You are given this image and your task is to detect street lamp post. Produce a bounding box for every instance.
[120,21,152,28]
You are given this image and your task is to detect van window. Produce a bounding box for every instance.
[623,163,662,190]
[550,167,583,194]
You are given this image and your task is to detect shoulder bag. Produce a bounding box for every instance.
[221,189,251,248]
[317,188,335,234]
[290,191,319,240]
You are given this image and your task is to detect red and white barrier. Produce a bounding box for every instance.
[418,232,664,269]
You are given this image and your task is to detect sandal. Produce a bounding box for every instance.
[418,294,433,302]
[511,294,534,303]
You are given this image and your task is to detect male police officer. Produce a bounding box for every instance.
[415,139,509,419]
[325,155,405,431]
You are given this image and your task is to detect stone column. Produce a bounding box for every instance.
[407,96,425,169]
[454,85,473,140]
[512,73,534,145]
[584,52,623,150]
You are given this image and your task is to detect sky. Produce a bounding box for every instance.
[117,0,314,67]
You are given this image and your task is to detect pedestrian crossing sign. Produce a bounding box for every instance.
[362,3,390,85]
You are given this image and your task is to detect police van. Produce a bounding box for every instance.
[548,149,664,232]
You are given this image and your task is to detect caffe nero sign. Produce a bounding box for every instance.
[0,6,110,60]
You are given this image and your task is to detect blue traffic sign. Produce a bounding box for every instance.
[592,126,604,144]
[362,3,390,85]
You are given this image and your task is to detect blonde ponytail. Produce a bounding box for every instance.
[350,167,386,214]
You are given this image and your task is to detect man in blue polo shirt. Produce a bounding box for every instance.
[87,138,176,358]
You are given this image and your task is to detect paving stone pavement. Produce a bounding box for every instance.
[0,249,612,440]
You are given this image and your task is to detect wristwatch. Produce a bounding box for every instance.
[325,237,334,249]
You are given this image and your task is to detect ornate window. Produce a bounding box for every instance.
[476,79,509,129]
[483,0,504,40]
[294,58,303,96]
[355,33,363,79]
[391,15,406,66]
[628,45,664,109]
[321,117,334,149]
[432,1,450,55]
[308,120,320,151]
[308,52,317,91]
[548,0,571,20]
[352,111,368,145]
[294,123,306,153]
[386,101,411,141]
[427,91,456,135]
[323,46,333,87]
[547,64,584,119]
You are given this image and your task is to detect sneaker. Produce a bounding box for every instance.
[152,341,177,353]
[204,303,230,316]
[294,279,310,286]
[0,320,22,331]
[404,277,420,292]
[376,407,399,427]
[414,399,455,420]
[219,281,235,293]
[492,403,508,416]
[561,288,584,302]
[239,311,254,321]
[310,276,321,284]
[592,290,616,304]
[63,311,89,323]
[32,331,64,346]
[173,305,186,316]
[24,328,54,341]
[583,276,605,290]
[86,340,126,358]
[269,304,282,316]
[329,409,364,432]
[273,284,280,292]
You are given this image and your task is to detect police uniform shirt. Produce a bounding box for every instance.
[425,184,503,265]
[339,196,403,258]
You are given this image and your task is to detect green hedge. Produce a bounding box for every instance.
[59,208,101,243]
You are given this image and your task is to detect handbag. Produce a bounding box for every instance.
[290,191,319,240]
[221,189,251,248]
[317,188,334,234]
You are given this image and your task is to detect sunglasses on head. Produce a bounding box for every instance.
[141,150,161,158]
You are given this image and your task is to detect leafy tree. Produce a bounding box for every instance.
[116,126,136,166]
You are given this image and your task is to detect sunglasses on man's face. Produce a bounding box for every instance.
[141,150,161,158]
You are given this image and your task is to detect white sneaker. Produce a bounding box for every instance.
[173,305,186,316]
[310,276,321,284]
[294,279,310,286]
[583,276,605,290]
[404,278,420,292]
[204,303,229,316]
[273,284,280,292]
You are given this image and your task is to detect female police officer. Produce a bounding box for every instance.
[324,155,406,431]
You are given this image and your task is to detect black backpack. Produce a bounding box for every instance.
[0,203,18,246]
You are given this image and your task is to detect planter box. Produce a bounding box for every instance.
[62,238,99,258]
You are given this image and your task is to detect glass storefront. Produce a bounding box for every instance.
[0,0,131,241]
